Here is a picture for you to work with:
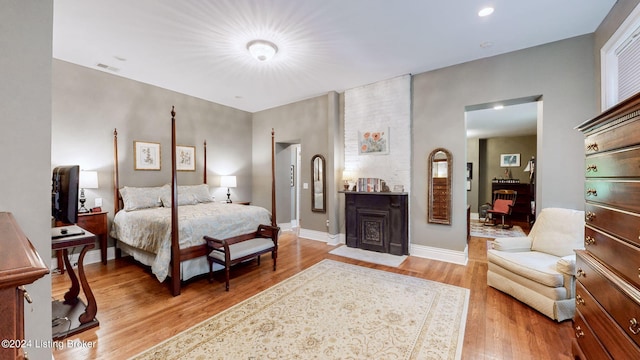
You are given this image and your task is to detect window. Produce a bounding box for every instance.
[602,3,640,109]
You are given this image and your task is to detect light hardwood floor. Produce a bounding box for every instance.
[51,230,573,359]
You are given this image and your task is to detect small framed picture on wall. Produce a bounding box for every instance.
[500,153,521,167]
[134,141,161,170]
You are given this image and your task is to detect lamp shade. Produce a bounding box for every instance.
[80,170,99,189]
[220,175,237,188]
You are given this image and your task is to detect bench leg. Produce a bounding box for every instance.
[225,265,230,291]
[207,258,214,283]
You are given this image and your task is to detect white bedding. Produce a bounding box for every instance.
[110,202,271,282]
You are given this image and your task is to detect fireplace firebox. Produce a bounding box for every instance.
[344,191,408,255]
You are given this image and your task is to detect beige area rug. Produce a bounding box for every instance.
[329,245,407,267]
[470,219,526,239]
[131,259,470,360]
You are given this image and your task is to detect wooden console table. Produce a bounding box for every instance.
[51,225,99,339]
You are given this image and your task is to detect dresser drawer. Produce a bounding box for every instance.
[584,117,640,154]
[584,226,640,289]
[575,251,640,350]
[584,204,640,248]
[585,146,640,178]
[573,307,612,360]
[585,180,640,213]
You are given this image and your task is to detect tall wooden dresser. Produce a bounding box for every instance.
[573,92,640,359]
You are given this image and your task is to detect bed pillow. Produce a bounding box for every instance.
[160,192,198,208]
[120,185,168,211]
[180,184,213,203]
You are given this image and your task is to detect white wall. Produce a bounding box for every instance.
[0,2,53,359]
[344,75,412,191]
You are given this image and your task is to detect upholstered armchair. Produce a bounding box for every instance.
[487,207,585,322]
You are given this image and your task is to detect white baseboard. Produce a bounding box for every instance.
[409,243,468,266]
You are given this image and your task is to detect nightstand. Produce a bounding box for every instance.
[77,211,109,264]
[235,201,251,205]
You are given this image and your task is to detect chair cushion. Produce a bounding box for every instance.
[492,199,512,214]
[530,208,585,257]
[209,238,274,262]
[487,249,565,287]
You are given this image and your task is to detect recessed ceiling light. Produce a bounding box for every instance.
[247,40,278,62]
[480,41,494,48]
[478,7,494,17]
[494,105,504,110]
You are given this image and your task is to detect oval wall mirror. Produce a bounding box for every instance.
[311,154,326,213]
[427,148,452,224]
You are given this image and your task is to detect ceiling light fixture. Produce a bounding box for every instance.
[478,7,494,17]
[494,105,504,110]
[247,40,278,62]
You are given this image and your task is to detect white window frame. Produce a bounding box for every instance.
[601,2,640,110]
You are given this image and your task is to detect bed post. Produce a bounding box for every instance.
[271,128,277,227]
[203,140,207,184]
[113,128,120,214]
[170,106,180,296]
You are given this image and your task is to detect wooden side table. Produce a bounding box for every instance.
[77,211,109,264]
[51,225,99,339]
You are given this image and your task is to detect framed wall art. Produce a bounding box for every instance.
[358,128,389,155]
[176,145,196,171]
[500,153,521,167]
[134,141,161,170]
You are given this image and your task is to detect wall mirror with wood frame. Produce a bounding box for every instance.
[311,154,326,213]
[427,148,452,224]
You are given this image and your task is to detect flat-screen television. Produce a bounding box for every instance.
[51,165,79,225]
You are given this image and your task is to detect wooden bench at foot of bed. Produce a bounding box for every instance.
[204,224,280,291]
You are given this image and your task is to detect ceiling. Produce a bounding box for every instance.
[53,1,616,114]
[466,102,538,139]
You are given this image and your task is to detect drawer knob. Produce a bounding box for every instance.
[586,188,598,196]
[576,294,585,306]
[576,268,586,277]
[575,325,585,338]
[585,236,596,246]
[585,212,596,221]
[630,318,640,335]
[586,143,599,152]
[586,164,598,172]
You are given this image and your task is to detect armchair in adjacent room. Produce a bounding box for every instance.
[487,207,585,322]
[484,189,517,228]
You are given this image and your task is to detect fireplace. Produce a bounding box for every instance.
[344,192,408,255]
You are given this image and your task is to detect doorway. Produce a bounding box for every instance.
[275,142,301,232]
[465,96,540,219]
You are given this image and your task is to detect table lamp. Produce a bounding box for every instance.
[79,170,99,213]
[220,175,237,203]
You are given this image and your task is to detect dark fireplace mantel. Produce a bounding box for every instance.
[342,191,408,256]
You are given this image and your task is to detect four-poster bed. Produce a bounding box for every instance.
[110,107,277,296]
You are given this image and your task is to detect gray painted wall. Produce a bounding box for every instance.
[52,59,254,249]
[252,95,333,232]
[0,2,53,358]
[481,135,537,206]
[466,138,480,213]
[412,34,597,252]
